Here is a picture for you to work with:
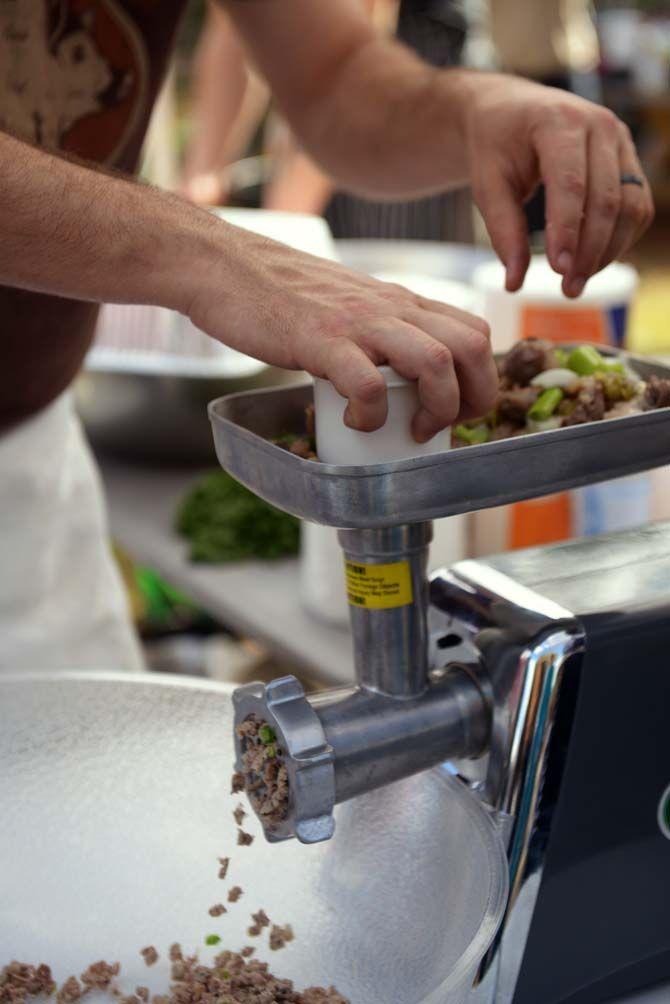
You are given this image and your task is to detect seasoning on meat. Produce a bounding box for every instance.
[237,829,254,847]
[208,904,227,918]
[227,886,243,903]
[140,948,159,968]
[0,963,56,1004]
[235,716,290,830]
[217,857,230,880]
[81,962,121,990]
[233,805,246,827]
[644,375,670,410]
[56,976,83,1004]
[269,925,295,952]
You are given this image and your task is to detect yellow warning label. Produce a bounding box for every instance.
[345,560,414,610]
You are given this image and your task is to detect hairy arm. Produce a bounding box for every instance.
[0,128,497,439]
[226,0,470,199]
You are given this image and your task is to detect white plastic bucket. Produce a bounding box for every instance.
[472,255,639,352]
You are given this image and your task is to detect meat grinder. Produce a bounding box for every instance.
[209,357,670,1004]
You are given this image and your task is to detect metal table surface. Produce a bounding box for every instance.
[98,458,354,686]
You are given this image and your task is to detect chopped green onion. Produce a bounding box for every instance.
[205,934,222,946]
[265,745,277,758]
[567,346,607,376]
[454,423,490,445]
[221,970,231,979]
[528,387,563,421]
[259,724,276,745]
[554,348,569,367]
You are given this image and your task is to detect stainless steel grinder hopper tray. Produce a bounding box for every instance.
[208,350,670,529]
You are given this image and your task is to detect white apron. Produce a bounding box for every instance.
[0,393,144,672]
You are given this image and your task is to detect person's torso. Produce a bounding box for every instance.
[0,0,186,431]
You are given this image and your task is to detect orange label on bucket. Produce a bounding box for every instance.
[510,494,573,549]
[345,560,413,610]
[521,306,607,344]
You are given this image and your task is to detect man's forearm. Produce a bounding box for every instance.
[0,131,220,312]
[293,39,474,199]
[227,0,473,200]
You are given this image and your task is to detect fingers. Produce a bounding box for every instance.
[598,128,655,269]
[536,117,589,283]
[402,307,498,422]
[317,338,389,433]
[561,116,622,297]
[358,318,461,442]
[473,162,531,292]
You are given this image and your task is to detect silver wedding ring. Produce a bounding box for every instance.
[620,173,644,188]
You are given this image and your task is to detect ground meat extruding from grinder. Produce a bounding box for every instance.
[235,716,289,830]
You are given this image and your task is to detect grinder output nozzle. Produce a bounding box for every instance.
[233,665,491,845]
[232,677,336,844]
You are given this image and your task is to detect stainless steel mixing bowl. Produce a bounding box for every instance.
[0,672,508,1004]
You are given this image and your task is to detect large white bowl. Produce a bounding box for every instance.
[0,672,508,1004]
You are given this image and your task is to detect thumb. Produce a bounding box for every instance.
[474,165,531,292]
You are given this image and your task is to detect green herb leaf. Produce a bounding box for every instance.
[258,724,276,744]
[175,471,300,564]
[205,934,222,946]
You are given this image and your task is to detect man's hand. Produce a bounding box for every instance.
[452,74,654,296]
[186,225,497,441]
[227,1,653,296]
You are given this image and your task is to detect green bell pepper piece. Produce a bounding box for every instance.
[528,387,564,421]
[454,423,490,445]
[567,345,608,376]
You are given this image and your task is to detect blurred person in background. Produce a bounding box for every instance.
[0,0,653,673]
[180,0,394,215]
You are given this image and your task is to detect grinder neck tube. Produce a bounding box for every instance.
[337,522,433,698]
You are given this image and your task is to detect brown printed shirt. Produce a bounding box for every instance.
[0,0,187,429]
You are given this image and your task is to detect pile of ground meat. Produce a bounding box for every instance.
[233,717,289,831]
[1,950,347,1004]
[1,705,348,1004]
